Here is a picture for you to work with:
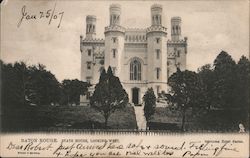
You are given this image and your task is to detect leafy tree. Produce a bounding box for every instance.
[198,64,214,110]
[235,56,250,109]
[90,66,128,128]
[167,69,205,131]
[1,61,29,106]
[27,64,61,105]
[61,79,90,105]
[143,88,156,125]
[212,51,237,109]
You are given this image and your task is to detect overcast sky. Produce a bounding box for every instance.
[1,0,249,81]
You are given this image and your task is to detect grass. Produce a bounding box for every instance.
[2,104,248,132]
[53,105,138,129]
[2,104,138,132]
[150,107,249,132]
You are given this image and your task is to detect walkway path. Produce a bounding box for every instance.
[134,105,147,130]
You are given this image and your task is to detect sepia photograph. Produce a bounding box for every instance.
[1,0,249,134]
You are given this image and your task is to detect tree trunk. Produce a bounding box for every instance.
[181,110,186,132]
[104,116,108,129]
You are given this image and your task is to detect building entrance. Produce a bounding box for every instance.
[132,87,139,105]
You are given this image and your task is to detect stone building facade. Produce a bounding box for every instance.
[80,4,187,105]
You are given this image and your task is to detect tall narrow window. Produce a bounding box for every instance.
[130,59,142,80]
[112,37,117,43]
[156,68,160,79]
[87,62,91,69]
[156,38,160,43]
[112,49,116,58]
[177,50,180,57]
[87,49,91,56]
[156,49,160,59]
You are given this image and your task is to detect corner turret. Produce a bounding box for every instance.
[86,15,96,39]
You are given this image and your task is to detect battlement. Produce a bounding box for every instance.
[126,28,146,32]
[167,37,188,46]
[146,25,167,34]
[104,25,126,34]
[81,37,105,44]
[167,39,187,43]
[125,28,147,43]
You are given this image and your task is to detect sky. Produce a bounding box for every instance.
[1,0,249,81]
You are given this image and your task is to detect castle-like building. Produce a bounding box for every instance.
[80,4,187,105]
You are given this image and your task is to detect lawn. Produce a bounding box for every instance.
[52,105,138,130]
[149,107,193,131]
[149,107,249,132]
[1,104,138,132]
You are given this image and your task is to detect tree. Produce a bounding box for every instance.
[212,51,237,109]
[235,56,250,122]
[143,88,156,128]
[198,64,214,110]
[1,61,29,106]
[61,79,90,105]
[235,56,250,109]
[167,69,205,131]
[27,64,61,105]
[90,66,129,128]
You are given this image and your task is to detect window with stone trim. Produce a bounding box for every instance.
[87,62,91,69]
[112,49,116,58]
[156,49,160,59]
[112,37,118,43]
[130,59,141,80]
[87,49,91,56]
[156,38,160,43]
[156,67,160,79]
[177,50,181,57]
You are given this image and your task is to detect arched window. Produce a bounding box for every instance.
[130,59,141,80]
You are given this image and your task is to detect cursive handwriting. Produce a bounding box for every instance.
[17,3,64,28]
[4,139,241,158]
[182,141,239,158]
[6,141,53,151]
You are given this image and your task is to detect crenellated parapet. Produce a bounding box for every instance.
[167,37,188,47]
[125,28,147,43]
[104,25,126,34]
[82,38,105,43]
[80,3,188,105]
[81,37,105,46]
[146,25,167,34]
[167,37,188,58]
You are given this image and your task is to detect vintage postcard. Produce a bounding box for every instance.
[0,0,249,157]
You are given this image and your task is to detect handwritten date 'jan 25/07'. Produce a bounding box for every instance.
[17,3,64,28]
